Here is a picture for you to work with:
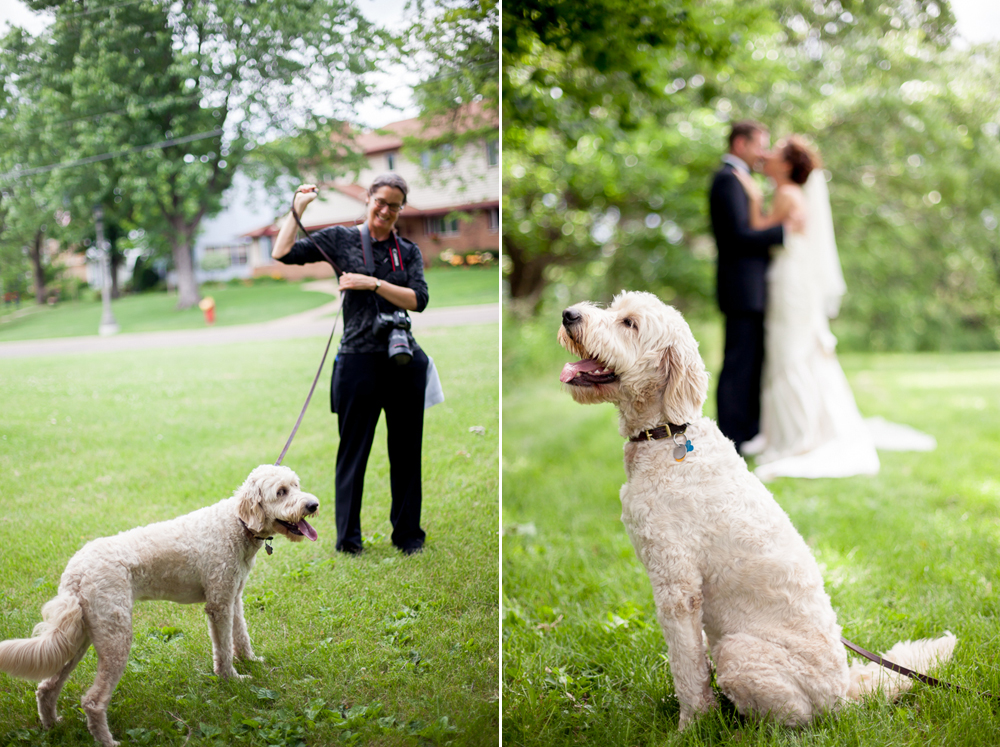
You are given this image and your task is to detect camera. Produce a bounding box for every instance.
[373,309,413,365]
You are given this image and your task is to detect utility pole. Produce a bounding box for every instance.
[94,205,120,336]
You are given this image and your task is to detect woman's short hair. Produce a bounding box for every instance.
[782,136,821,185]
[368,173,409,204]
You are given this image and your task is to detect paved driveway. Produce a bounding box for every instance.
[0,302,499,359]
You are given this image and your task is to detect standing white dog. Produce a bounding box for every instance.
[0,464,319,747]
[558,291,955,729]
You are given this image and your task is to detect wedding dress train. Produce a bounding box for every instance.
[751,172,934,481]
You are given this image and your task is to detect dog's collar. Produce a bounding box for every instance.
[629,422,689,442]
[238,519,274,556]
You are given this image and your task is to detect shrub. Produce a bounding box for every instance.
[437,249,496,268]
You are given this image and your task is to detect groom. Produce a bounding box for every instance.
[709,120,785,453]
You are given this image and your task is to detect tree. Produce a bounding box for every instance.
[392,0,499,182]
[502,0,773,312]
[0,26,65,305]
[3,0,379,308]
[403,0,498,130]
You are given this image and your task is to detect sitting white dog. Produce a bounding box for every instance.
[0,464,319,747]
[558,291,955,729]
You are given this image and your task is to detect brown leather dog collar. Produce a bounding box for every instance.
[238,518,274,555]
[629,423,689,442]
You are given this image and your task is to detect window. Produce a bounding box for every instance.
[260,237,273,263]
[487,207,499,233]
[387,152,396,171]
[202,243,250,269]
[426,215,460,236]
[486,138,499,167]
[230,244,248,266]
[420,143,455,169]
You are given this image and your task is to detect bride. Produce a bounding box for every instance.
[733,137,931,480]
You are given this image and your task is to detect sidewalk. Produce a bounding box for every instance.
[0,301,499,359]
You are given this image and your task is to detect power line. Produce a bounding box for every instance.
[0,128,224,183]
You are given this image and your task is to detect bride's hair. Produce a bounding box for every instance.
[781,136,821,185]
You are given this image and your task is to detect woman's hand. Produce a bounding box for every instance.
[338,272,378,292]
[293,184,319,214]
[272,185,319,260]
[733,169,763,204]
[338,272,419,310]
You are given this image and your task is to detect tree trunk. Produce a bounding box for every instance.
[172,231,201,309]
[29,228,46,304]
[503,235,554,312]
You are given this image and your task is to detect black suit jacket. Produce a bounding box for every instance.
[709,163,784,315]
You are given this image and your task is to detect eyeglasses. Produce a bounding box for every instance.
[372,197,403,213]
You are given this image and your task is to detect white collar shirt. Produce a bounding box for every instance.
[722,154,751,173]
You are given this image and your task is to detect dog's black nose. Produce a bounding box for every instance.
[305,500,319,514]
[562,308,582,327]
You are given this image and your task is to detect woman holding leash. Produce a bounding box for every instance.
[271,173,429,555]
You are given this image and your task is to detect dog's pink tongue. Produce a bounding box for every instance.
[560,358,603,383]
[297,519,318,541]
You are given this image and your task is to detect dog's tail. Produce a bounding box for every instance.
[0,593,87,681]
[846,631,957,701]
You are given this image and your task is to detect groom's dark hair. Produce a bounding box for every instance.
[728,120,767,149]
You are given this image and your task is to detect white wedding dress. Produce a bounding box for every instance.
[751,172,935,481]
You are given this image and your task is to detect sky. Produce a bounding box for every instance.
[949,0,1000,45]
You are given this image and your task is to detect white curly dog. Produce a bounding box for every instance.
[558,291,955,730]
[0,464,319,747]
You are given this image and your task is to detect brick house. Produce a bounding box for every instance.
[241,105,499,280]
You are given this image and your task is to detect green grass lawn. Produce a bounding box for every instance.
[502,312,1000,746]
[0,266,498,343]
[0,322,499,745]
[424,265,499,308]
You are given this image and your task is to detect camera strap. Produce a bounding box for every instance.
[359,222,375,273]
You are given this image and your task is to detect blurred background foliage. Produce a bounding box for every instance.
[502,0,1000,353]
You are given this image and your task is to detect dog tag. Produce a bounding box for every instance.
[265,539,273,556]
[673,433,688,462]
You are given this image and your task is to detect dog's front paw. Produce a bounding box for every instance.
[237,652,265,663]
[677,694,718,731]
[38,714,62,730]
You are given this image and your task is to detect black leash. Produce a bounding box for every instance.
[289,200,344,276]
[274,197,344,467]
[841,635,995,701]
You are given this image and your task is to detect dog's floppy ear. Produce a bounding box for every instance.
[235,472,268,535]
[660,337,709,424]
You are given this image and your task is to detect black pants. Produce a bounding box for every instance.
[331,349,428,552]
[716,311,765,450]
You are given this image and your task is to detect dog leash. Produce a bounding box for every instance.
[841,636,995,702]
[274,194,344,467]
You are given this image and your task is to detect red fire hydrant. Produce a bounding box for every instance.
[199,296,216,324]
